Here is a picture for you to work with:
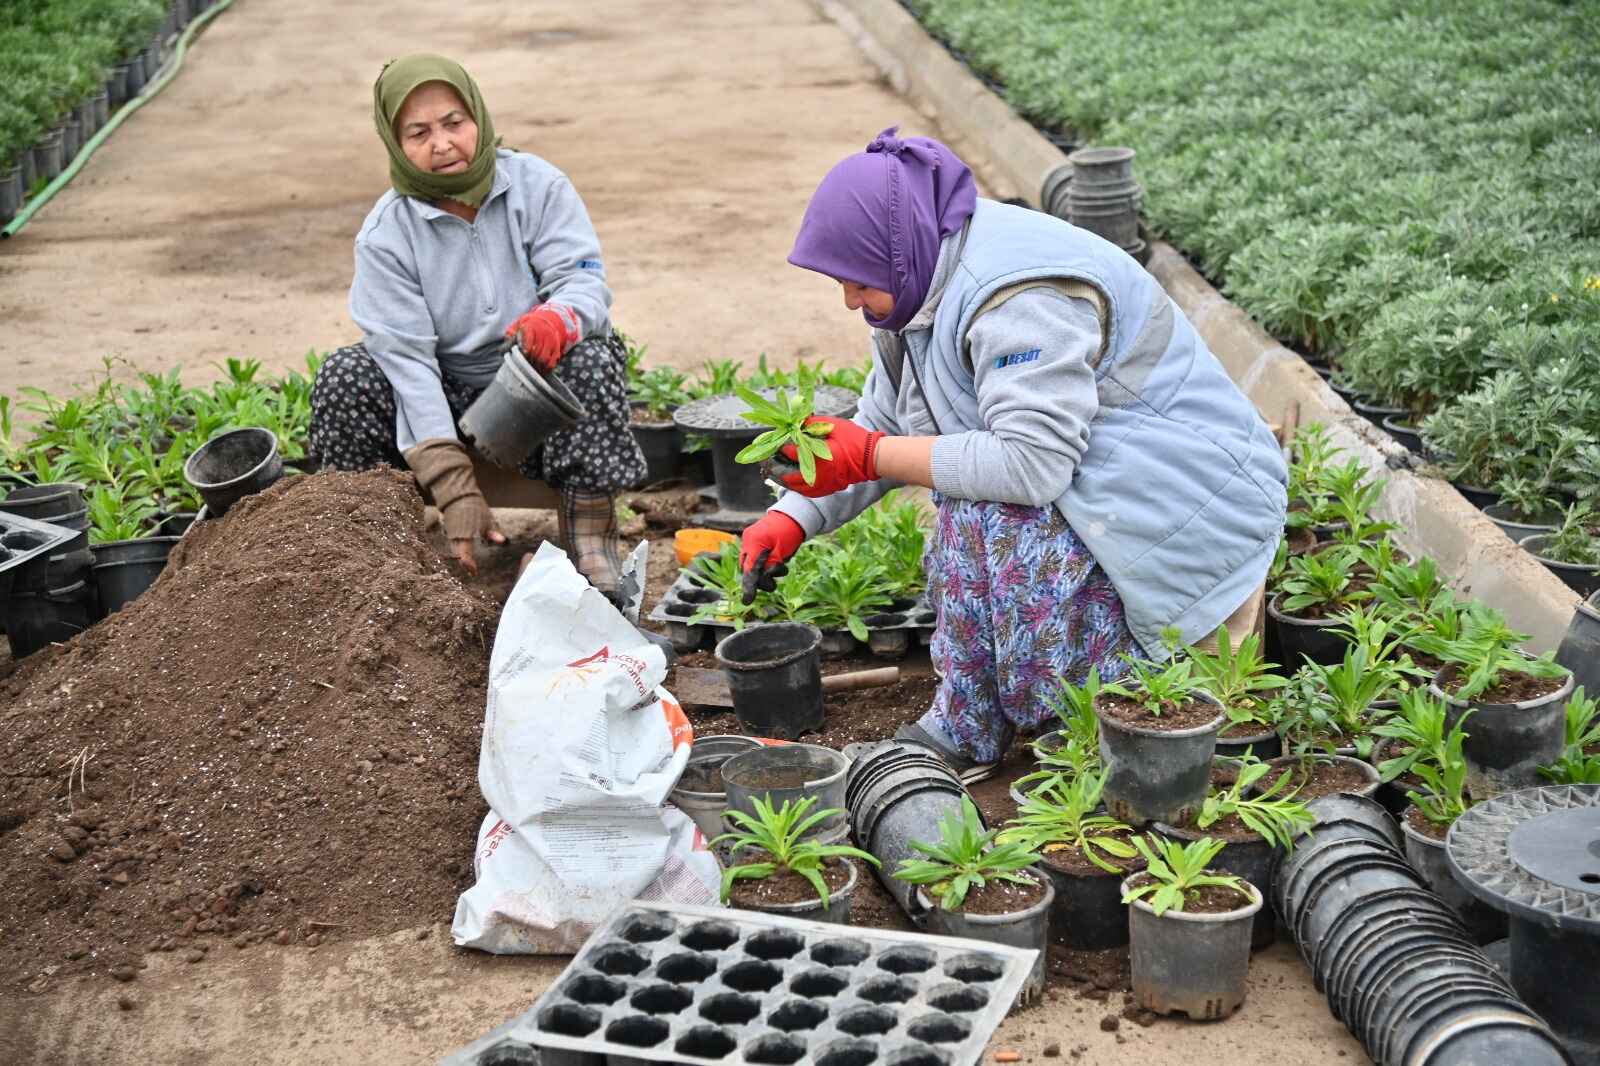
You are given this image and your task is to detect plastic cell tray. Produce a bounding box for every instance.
[649,571,936,659]
[439,900,1037,1066]
[0,511,79,599]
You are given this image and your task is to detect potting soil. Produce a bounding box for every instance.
[0,470,498,992]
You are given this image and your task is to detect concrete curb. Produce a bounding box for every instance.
[814,0,1581,650]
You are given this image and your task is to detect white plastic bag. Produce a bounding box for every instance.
[451,542,720,954]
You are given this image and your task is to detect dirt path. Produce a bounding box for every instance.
[0,0,926,400]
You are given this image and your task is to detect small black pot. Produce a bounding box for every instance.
[157,511,199,537]
[1519,533,1600,598]
[1037,849,1137,950]
[1266,593,1347,668]
[0,482,85,521]
[1482,502,1561,544]
[1450,481,1500,511]
[183,427,283,516]
[1096,692,1224,826]
[732,857,858,926]
[1430,665,1574,800]
[4,579,95,657]
[1156,821,1277,950]
[916,871,1055,1005]
[1351,397,1406,431]
[1379,415,1424,454]
[714,623,823,740]
[1214,723,1282,761]
[630,419,681,488]
[1554,591,1600,699]
[1124,876,1262,1020]
[91,535,180,614]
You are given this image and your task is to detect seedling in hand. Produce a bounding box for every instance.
[733,383,833,485]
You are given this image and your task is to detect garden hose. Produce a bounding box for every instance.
[2,0,241,239]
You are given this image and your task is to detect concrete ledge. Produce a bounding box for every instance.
[816,0,1581,650]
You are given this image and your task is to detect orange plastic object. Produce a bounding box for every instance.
[675,527,737,566]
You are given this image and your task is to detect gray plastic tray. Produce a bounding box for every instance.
[440,899,1037,1066]
[649,571,935,659]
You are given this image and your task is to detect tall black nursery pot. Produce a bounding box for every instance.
[1036,847,1141,951]
[1520,533,1600,598]
[1096,691,1224,826]
[713,622,823,740]
[1430,664,1574,801]
[1399,808,1507,945]
[1266,593,1348,668]
[1554,590,1600,698]
[183,427,284,517]
[4,579,94,658]
[1123,876,1262,1021]
[1156,821,1278,951]
[629,419,681,488]
[0,482,85,522]
[91,535,180,615]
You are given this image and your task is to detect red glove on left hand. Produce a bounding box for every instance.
[777,416,885,498]
[505,304,581,372]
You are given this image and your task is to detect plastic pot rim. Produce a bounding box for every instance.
[914,866,1056,926]
[501,348,585,421]
[731,856,859,916]
[1266,592,1343,630]
[720,742,846,791]
[714,622,822,673]
[183,427,280,492]
[1120,876,1262,924]
[1519,533,1600,577]
[1427,663,1575,711]
[1093,695,1225,740]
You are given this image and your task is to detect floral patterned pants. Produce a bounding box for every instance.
[308,334,647,493]
[919,494,1139,763]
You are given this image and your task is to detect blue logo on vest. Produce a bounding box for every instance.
[995,347,1041,370]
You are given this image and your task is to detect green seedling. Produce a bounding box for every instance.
[1197,755,1314,849]
[1410,601,1570,701]
[711,795,879,908]
[1406,719,1473,829]
[733,384,833,485]
[894,797,1041,912]
[1185,627,1286,731]
[1101,648,1202,717]
[999,770,1139,874]
[1121,836,1250,916]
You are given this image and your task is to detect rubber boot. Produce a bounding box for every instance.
[558,487,623,600]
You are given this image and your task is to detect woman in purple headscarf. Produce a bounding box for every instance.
[738,128,1287,781]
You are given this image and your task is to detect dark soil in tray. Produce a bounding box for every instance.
[1123,873,1254,914]
[1438,665,1569,704]
[1404,804,1451,842]
[727,855,852,907]
[1096,693,1220,731]
[1262,758,1371,799]
[950,873,1048,916]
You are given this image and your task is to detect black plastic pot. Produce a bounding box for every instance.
[458,348,585,469]
[157,511,199,537]
[916,870,1054,1005]
[1095,692,1223,826]
[0,482,85,521]
[669,734,763,841]
[1156,821,1277,950]
[1379,415,1424,454]
[720,743,847,842]
[1351,397,1406,431]
[1123,877,1261,1020]
[91,535,180,615]
[1213,723,1281,761]
[1430,664,1574,800]
[1554,590,1600,698]
[1258,754,1380,804]
[1482,502,1561,543]
[846,742,972,917]
[1266,593,1348,668]
[1399,810,1507,945]
[629,419,681,488]
[1037,848,1136,951]
[733,857,858,926]
[1450,481,1500,511]
[1520,533,1600,598]
[183,427,284,517]
[714,622,823,739]
[4,579,94,658]
[1320,892,1467,1009]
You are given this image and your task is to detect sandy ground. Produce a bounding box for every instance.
[1,0,1368,1062]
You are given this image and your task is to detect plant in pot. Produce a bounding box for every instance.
[1538,687,1600,784]
[1321,462,1395,547]
[628,365,691,486]
[805,543,894,645]
[684,542,766,630]
[1121,835,1263,1020]
[1521,502,1600,597]
[1416,602,1575,799]
[1265,673,1382,801]
[1011,667,1104,799]
[1370,688,1454,817]
[998,768,1141,950]
[1482,473,1564,540]
[1369,552,1448,624]
[1269,543,1372,667]
[1185,626,1288,758]
[893,796,1053,1000]
[711,794,879,924]
[1094,638,1225,826]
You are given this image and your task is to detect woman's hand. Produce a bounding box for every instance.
[506,303,581,371]
[403,437,507,576]
[776,416,886,497]
[739,511,806,603]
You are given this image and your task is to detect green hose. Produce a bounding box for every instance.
[2,0,240,239]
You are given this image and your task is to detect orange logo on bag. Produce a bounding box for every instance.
[661,695,692,750]
[566,646,610,667]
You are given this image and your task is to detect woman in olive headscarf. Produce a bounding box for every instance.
[310,54,645,594]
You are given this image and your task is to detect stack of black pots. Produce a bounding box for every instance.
[845,741,971,916]
[0,483,101,657]
[1273,794,1571,1065]
[1041,148,1148,264]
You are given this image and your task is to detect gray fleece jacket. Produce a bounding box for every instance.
[773,222,1103,534]
[348,148,612,451]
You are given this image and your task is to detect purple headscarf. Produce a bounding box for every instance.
[788,126,978,334]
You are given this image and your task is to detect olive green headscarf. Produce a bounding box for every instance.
[373,54,500,207]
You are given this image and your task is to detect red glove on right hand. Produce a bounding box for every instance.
[739,511,806,604]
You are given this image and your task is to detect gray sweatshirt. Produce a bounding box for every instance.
[348,148,612,451]
[773,226,1103,537]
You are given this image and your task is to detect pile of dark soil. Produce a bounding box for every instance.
[0,471,497,992]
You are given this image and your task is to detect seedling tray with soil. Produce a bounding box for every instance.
[444,899,1037,1066]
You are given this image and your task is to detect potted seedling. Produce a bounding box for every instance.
[628,362,692,487]
[1371,689,1454,817]
[733,383,834,486]
[1094,637,1225,825]
[998,769,1141,949]
[1418,602,1574,798]
[1538,688,1600,783]
[1155,754,1313,949]
[1011,668,1104,800]
[1270,542,1375,668]
[1185,627,1288,758]
[1264,675,1382,801]
[894,796,1053,1001]
[1482,474,1564,541]
[1121,835,1263,1020]
[806,542,895,647]
[712,794,879,925]
[1521,502,1600,597]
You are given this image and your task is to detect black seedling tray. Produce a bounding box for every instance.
[440,899,1036,1066]
[650,571,935,659]
[0,512,80,599]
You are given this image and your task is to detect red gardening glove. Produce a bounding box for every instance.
[739,511,806,604]
[505,303,581,372]
[776,416,885,498]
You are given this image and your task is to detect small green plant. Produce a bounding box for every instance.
[711,795,879,907]
[1561,687,1600,751]
[86,483,158,544]
[1277,545,1372,618]
[1411,602,1570,701]
[1539,750,1600,784]
[1537,502,1600,567]
[1370,555,1450,622]
[1538,688,1600,784]
[1101,643,1203,717]
[1185,627,1286,730]
[1197,755,1315,848]
[690,358,742,399]
[734,384,833,485]
[806,544,894,642]
[1372,690,1457,783]
[629,366,691,421]
[999,770,1140,874]
[685,543,764,629]
[1405,720,1473,829]
[893,797,1041,911]
[1120,836,1251,917]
